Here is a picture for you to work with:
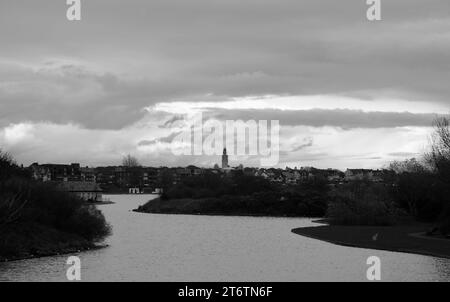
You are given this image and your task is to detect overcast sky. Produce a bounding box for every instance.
[1,0,449,169]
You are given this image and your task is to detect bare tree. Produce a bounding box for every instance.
[0,193,28,233]
[428,116,450,183]
[0,150,28,233]
[122,154,140,167]
[389,158,427,174]
[0,150,16,181]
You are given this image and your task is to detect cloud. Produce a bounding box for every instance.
[1,0,450,130]
[387,151,420,157]
[0,0,449,168]
[0,117,432,170]
[159,115,185,128]
[207,108,439,129]
[138,132,182,146]
[0,60,155,129]
[290,137,314,152]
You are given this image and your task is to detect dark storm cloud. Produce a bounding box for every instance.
[0,0,449,129]
[0,60,151,129]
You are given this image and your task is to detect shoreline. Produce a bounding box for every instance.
[102,193,160,196]
[292,224,450,259]
[89,200,115,205]
[0,244,108,263]
[132,208,316,219]
[134,196,325,218]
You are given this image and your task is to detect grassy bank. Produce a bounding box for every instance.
[292,223,450,259]
[0,223,107,262]
[0,192,111,262]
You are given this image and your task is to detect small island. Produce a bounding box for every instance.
[134,172,329,218]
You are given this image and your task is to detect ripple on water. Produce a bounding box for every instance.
[1,194,449,282]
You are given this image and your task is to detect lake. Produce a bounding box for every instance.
[1,194,449,281]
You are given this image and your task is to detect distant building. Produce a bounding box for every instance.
[94,166,117,186]
[344,169,393,182]
[243,167,256,176]
[29,163,81,182]
[59,181,103,202]
[221,148,229,168]
[129,187,141,194]
[30,163,52,182]
[282,171,297,184]
[186,165,203,176]
[80,167,96,182]
[345,169,374,181]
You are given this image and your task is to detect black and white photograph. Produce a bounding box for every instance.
[0,0,449,285]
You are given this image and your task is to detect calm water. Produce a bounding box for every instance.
[1,194,449,282]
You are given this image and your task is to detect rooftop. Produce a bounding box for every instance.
[58,181,102,192]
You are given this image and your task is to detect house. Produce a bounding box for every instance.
[142,167,159,188]
[321,168,344,183]
[282,170,297,184]
[80,167,96,182]
[29,163,52,182]
[186,165,203,176]
[129,187,141,194]
[243,167,256,176]
[345,169,374,181]
[29,163,82,182]
[59,181,103,202]
[372,169,395,183]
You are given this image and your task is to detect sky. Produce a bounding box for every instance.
[0,0,449,169]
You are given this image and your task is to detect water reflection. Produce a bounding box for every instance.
[1,194,449,282]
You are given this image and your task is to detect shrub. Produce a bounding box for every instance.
[327,182,400,226]
[281,179,329,217]
[0,178,111,242]
[437,204,450,236]
[0,150,111,246]
[63,206,111,241]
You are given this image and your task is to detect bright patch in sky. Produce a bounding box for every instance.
[149,95,448,115]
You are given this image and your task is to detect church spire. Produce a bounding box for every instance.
[222,148,229,168]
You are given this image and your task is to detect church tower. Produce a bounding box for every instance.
[222,148,229,168]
